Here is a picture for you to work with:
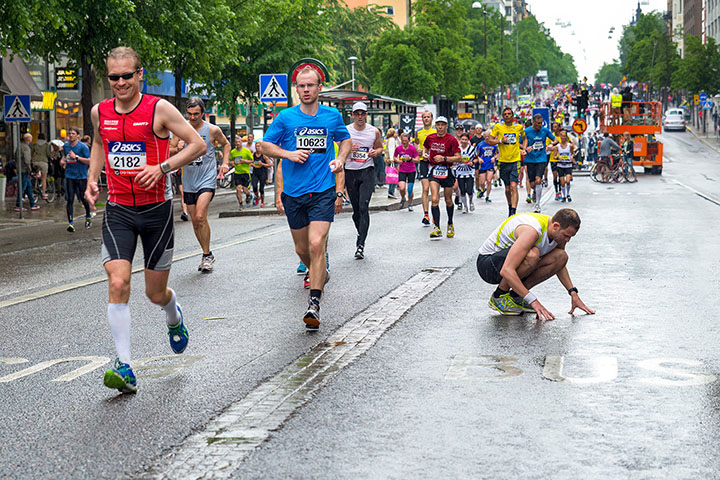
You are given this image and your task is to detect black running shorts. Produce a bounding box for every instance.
[499,161,521,186]
[417,160,430,180]
[183,188,215,205]
[476,249,510,285]
[102,200,174,271]
[525,162,547,181]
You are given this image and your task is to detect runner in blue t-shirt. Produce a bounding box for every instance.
[261,66,351,330]
[61,127,92,231]
[475,134,498,203]
[523,114,556,213]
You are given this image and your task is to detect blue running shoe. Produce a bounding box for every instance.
[297,260,307,275]
[168,305,189,354]
[104,358,137,394]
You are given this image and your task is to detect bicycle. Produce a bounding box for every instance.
[31,167,57,203]
[590,154,637,183]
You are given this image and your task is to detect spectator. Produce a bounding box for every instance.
[610,88,622,126]
[622,86,633,125]
[17,133,40,211]
[49,140,65,197]
[32,132,52,200]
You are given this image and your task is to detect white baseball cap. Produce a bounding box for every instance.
[352,101,368,113]
[435,116,448,124]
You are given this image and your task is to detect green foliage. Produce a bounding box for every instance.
[595,62,623,85]
[673,35,720,93]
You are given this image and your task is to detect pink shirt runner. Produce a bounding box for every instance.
[395,144,419,173]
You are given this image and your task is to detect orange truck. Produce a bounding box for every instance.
[599,101,663,174]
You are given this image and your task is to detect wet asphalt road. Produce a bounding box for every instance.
[0,129,719,479]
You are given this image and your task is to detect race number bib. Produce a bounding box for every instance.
[432,165,449,179]
[191,136,208,166]
[462,155,471,164]
[503,134,517,145]
[532,140,544,151]
[295,126,328,153]
[108,141,147,176]
[559,154,570,161]
[350,147,370,162]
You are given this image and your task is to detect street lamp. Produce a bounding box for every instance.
[348,56,358,90]
[471,1,487,58]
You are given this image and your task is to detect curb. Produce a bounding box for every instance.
[686,126,720,154]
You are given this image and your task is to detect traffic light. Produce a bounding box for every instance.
[263,108,273,123]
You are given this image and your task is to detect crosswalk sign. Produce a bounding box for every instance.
[3,95,31,122]
[260,74,288,102]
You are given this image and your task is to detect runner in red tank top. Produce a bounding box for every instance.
[84,46,206,394]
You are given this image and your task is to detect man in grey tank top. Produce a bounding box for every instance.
[170,97,230,272]
[345,102,384,260]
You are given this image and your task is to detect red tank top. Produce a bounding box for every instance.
[98,94,171,206]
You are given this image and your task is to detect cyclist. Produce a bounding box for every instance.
[477,208,595,320]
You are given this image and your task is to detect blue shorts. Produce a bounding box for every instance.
[282,186,336,230]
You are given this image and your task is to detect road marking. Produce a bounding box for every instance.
[0,226,287,310]
[445,355,523,380]
[0,356,110,383]
[141,267,455,480]
[671,179,720,206]
[543,355,618,384]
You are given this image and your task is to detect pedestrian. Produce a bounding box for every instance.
[422,116,461,239]
[414,110,436,227]
[60,127,92,230]
[16,133,40,211]
[486,107,527,217]
[477,208,595,319]
[394,132,418,211]
[261,66,351,330]
[170,97,230,273]
[32,132,52,201]
[84,46,207,394]
[622,131,634,176]
[345,101,383,260]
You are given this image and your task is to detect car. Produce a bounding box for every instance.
[663,108,686,132]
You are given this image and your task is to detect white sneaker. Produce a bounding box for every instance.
[469,202,475,212]
[462,205,468,214]
[533,203,541,213]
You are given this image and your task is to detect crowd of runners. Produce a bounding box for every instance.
[85,46,596,395]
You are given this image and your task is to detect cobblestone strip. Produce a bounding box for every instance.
[141,268,454,480]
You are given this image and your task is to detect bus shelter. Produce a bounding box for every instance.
[317,90,422,135]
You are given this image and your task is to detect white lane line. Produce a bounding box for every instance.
[0,226,287,310]
[141,268,455,480]
[671,178,720,206]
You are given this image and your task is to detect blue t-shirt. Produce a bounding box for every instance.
[477,141,498,170]
[63,141,91,179]
[523,126,555,163]
[263,105,350,197]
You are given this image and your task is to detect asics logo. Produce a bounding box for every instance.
[110,142,144,153]
[296,127,326,136]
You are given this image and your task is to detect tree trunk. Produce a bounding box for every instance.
[230,111,236,146]
[81,53,95,138]
[174,65,183,111]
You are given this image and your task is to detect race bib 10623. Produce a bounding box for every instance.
[108,141,147,176]
[295,126,328,153]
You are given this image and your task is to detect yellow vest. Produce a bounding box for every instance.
[611,94,622,108]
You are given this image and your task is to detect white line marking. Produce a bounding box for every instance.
[141,268,455,480]
[671,179,720,206]
[0,226,287,310]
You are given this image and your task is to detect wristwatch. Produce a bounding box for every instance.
[336,192,344,198]
[568,287,578,295]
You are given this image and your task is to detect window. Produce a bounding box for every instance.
[386,6,394,15]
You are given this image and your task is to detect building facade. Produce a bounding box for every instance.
[343,0,410,27]
[684,0,704,39]
[707,0,720,46]
[671,0,685,57]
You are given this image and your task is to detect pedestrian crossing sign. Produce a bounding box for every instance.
[3,95,31,122]
[260,74,288,103]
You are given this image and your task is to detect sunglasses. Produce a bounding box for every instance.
[107,69,140,81]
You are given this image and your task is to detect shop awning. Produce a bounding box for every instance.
[1,53,43,100]
[318,90,422,114]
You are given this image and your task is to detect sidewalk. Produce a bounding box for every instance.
[0,189,110,229]
[686,126,720,154]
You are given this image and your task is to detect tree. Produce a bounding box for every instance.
[595,62,623,85]
[673,35,720,94]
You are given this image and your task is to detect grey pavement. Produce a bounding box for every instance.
[1,132,719,479]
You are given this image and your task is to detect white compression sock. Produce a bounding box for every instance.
[562,185,567,198]
[535,184,543,204]
[162,288,181,326]
[566,183,571,196]
[107,303,131,364]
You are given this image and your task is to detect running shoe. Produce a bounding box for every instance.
[103,358,137,394]
[388,193,398,199]
[485,196,492,203]
[180,212,189,222]
[422,214,431,226]
[488,293,523,315]
[303,298,321,330]
[533,203,541,213]
[168,306,189,354]
[297,260,307,275]
[446,224,455,238]
[399,198,406,209]
[14,207,26,212]
[85,217,92,229]
[253,198,259,206]
[324,267,331,285]
[261,202,265,207]
[303,272,310,289]
[561,196,567,203]
[510,294,535,313]
[246,194,253,205]
[430,226,443,238]
[525,195,532,204]
[477,190,482,199]
[542,178,548,187]
[457,203,462,211]
[199,254,215,273]
[355,245,365,260]
[531,191,536,202]
[555,192,561,201]
[67,223,75,232]
[567,195,572,202]
[408,204,414,212]
[462,205,468,214]
[469,202,475,212]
